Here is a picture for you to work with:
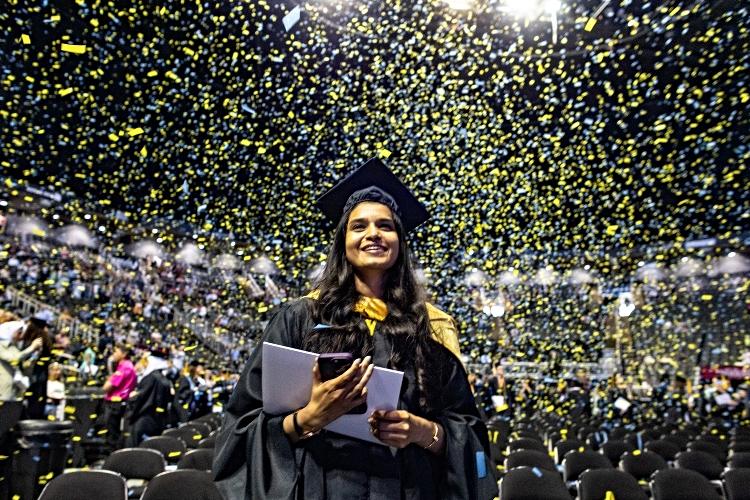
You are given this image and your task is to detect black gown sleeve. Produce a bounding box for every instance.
[435,351,498,500]
[213,300,309,499]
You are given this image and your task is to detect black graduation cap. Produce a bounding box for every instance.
[29,310,54,328]
[316,158,430,233]
[150,346,170,359]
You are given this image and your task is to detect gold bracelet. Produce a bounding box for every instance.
[423,422,440,449]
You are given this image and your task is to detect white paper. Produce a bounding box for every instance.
[282,6,301,32]
[491,395,505,409]
[715,393,733,406]
[614,397,631,412]
[262,342,404,445]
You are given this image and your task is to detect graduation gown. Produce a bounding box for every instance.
[127,369,173,445]
[214,298,497,500]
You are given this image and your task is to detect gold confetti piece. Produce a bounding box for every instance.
[61,43,87,54]
[139,146,148,156]
[21,34,30,44]
[128,127,144,137]
[584,18,597,32]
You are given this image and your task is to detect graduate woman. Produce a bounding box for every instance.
[214,158,496,499]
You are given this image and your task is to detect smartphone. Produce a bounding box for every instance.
[318,352,353,381]
[317,352,367,414]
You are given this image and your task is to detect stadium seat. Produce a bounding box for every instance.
[513,430,543,442]
[508,437,547,454]
[139,436,187,464]
[184,421,212,436]
[600,440,633,465]
[722,468,750,500]
[168,425,207,448]
[140,470,222,500]
[730,441,750,453]
[675,450,724,481]
[37,470,127,500]
[102,448,166,498]
[0,400,23,442]
[698,434,728,449]
[562,450,613,483]
[609,427,628,440]
[729,452,750,469]
[619,450,668,481]
[578,468,647,500]
[504,449,557,472]
[688,440,727,462]
[650,468,721,500]
[500,466,572,500]
[104,448,166,479]
[554,439,587,464]
[197,435,216,449]
[177,448,214,471]
[661,433,689,450]
[576,425,599,441]
[487,426,508,466]
[731,427,750,438]
[645,439,681,461]
[584,430,609,450]
[626,433,648,451]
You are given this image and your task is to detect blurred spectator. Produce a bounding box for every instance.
[22,312,54,418]
[77,347,99,382]
[127,350,173,446]
[102,344,137,449]
[45,362,66,421]
[0,319,43,400]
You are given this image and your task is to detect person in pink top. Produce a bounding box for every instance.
[103,344,137,449]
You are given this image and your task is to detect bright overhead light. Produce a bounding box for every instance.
[543,0,561,12]
[445,0,474,10]
[503,0,538,17]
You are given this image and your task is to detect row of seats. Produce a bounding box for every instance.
[37,412,223,500]
[492,417,750,499]
[500,465,750,500]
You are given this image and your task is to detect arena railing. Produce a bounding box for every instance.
[6,286,97,345]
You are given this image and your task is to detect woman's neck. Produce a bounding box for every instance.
[353,271,386,299]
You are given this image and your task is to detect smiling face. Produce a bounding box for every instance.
[345,202,400,275]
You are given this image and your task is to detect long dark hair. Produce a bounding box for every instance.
[23,321,52,352]
[303,203,442,412]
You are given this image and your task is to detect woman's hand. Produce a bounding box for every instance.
[295,356,374,433]
[368,410,444,453]
[29,338,43,351]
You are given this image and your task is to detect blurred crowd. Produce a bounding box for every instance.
[468,363,750,432]
[1,0,750,462]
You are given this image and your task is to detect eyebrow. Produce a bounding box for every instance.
[348,217,394,225]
